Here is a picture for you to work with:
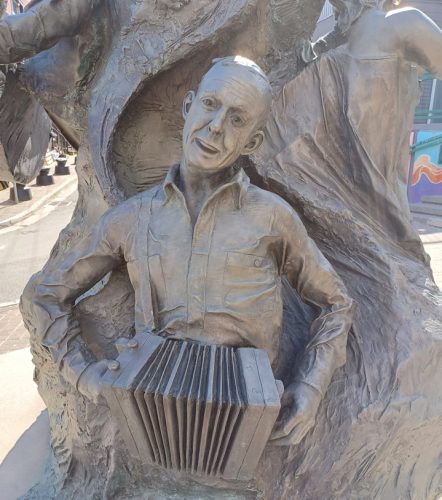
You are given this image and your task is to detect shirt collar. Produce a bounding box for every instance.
[162,164,250,209]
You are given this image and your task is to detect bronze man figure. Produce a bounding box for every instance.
[29,56,355,447]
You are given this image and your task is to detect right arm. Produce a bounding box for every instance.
[21,204,133,393]
[0,0,102,64]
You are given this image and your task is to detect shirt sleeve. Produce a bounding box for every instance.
[0,0,101,64]
[274,203,355,396]
[23,205,131,389]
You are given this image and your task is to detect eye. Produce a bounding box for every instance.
[202,97,215,108]
[231,114,244,127]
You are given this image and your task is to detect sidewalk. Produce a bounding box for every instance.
[0,304,29,355]
[412,213,442,287]
[0,153,77,228]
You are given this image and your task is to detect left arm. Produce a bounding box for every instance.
[270,204,355,446]
[0,0,102,64]
[389,8,442,79]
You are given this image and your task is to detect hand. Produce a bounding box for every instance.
[269,381,322,446]
[77,360,109,404]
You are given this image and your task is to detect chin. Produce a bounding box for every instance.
[192,162,227,174]
[188,154,227,173]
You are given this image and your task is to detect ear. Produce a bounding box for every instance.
[182,91,195,120]
[241,131,264,155]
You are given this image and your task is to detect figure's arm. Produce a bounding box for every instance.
[0,0,101,64]
[270,204,355,445]
[388,7,442,79]
[21,204,132,395]
[311,26,346,58]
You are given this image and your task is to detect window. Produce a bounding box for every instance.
[318,1,334,22]
[432,80,442,124]
[415,78,434,124]
[414,75,442,125]
[11,0,23,14]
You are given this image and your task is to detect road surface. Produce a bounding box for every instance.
[0,191,77,304]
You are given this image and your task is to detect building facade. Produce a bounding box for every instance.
[405,1,442,207]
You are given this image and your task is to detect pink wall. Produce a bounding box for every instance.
[5,0,31,15]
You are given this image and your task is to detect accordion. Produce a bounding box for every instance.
[101,333,281,481]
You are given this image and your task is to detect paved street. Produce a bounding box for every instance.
[413,215,442,287]
[0,190,77,304]
[0,189,77,354]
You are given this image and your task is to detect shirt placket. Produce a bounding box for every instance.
[186,198,218,337]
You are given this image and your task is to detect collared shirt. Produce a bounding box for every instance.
[30,166,354,394]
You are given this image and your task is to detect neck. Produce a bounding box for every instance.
[178,158,236,225]
[179,159,236,198]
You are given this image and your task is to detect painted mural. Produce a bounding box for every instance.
[408,131,442,204]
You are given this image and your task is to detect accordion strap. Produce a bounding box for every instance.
[137,185,161,333]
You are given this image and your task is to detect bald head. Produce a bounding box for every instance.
[181,56,272,173]
[198,56,273,128]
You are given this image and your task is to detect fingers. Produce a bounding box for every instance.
[270,409,303,441]
[96,359,110,376]
[270,389,296,440]
[78,360,110,403]
[270,420,312,447]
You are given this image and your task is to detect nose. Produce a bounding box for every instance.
[208,109,225,134]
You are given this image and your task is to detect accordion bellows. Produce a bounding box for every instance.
[102,333,281,481]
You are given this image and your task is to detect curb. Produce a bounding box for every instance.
[428,219,442,229]
[0,300,19,309]
[0,176,77,229]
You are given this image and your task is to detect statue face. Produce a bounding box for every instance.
[182,65,268,174]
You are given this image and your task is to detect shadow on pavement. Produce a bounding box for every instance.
[0,410,50,499]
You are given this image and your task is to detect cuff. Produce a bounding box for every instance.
[60,346,94,389]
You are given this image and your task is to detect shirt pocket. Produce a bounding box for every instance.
[223,251,277,315]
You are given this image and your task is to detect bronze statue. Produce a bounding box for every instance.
[29,58,354,454]
[10,1,442,498]
[257,1,442,256]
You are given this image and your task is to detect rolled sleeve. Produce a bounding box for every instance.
[275,204,355,396]
[0,0,101,64]
[25,206,129,388]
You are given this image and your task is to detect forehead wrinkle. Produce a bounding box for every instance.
[200,68,269,95]
[199,76,266,109]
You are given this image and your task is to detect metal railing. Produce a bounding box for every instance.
[410,134,442,153]
[414,109,442,123]
[415,72,442,124]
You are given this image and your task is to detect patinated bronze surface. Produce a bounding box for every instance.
[31,58,354,456]
[7,1,442,498]
[0,67,50,184]
[250,2,442,498]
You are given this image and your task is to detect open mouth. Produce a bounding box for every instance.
[195,138,219,155]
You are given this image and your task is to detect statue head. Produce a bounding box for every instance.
[181,56,272,174]
[330,0,398,34]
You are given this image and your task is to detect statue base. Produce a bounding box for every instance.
[36,168,55,186]
[10,184,32,202]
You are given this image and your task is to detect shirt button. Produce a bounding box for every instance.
[254,258,263,267]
